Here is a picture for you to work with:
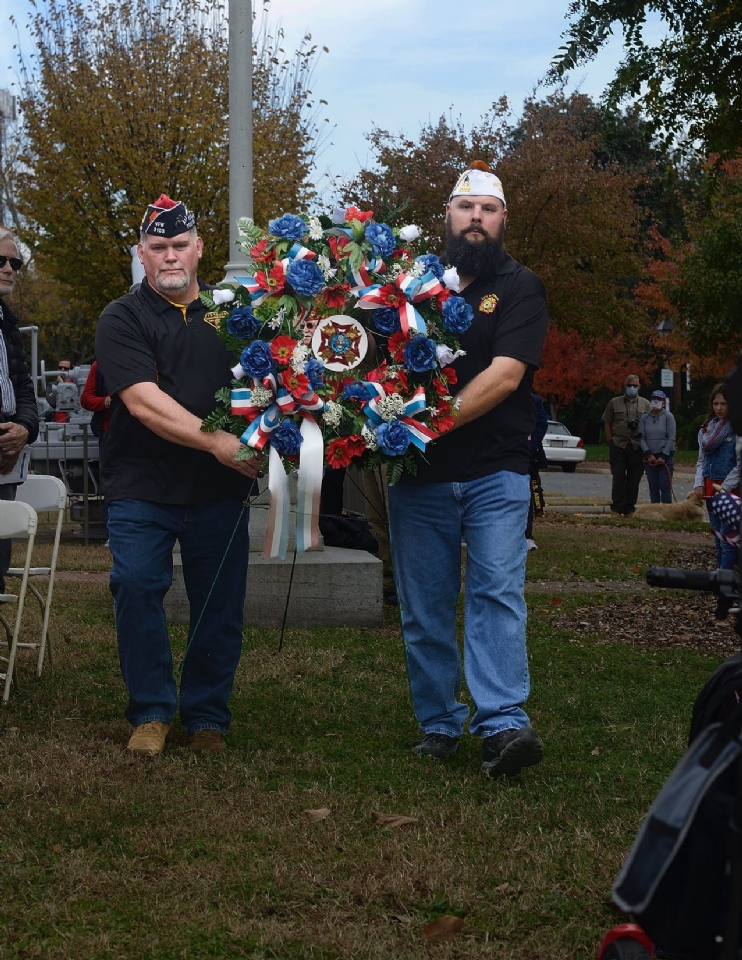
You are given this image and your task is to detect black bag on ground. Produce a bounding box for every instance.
[319,512,378,553]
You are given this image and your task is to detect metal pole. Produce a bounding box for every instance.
[223,0,253,284]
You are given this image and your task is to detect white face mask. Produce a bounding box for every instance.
[625,385,638,398]
[651,400,663,410]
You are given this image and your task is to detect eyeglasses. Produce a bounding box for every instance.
[0,255,23,271]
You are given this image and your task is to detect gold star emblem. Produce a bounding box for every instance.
[479,294,499,314]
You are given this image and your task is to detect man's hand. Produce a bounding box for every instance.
[0,450,20,476]
[207,431,264,479]
[0,421,29,459]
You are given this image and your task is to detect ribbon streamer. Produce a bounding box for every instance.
[356,269,443,335]
[231,376,324,559]
[361,382,439,452]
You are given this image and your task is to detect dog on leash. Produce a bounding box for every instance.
[632,489,706,521]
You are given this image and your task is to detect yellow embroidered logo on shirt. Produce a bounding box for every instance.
[479,294,499,313]
[203,310,228,330]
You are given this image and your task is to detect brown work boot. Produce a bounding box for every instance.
[191,729,226,753]
[127,721,171,756]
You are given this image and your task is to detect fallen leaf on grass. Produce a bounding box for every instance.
[549,596,562,606]
[422,916,465,944]
[591,747,600,756]
[51,844,63,853]
[372,811,419,828]
[304,807,331,820]
[493,882,511,893]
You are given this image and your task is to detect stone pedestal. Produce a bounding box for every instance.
[164,546,384,628]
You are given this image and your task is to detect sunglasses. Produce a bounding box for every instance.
[0,255,23,271]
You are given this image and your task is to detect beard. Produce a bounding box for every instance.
[444,218,505,278]
[154,266,191,298]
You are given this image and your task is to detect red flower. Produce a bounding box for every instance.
[345,205,374,223]
[387,331,409,362]
[328,234,350,260]
[256,263,286,296]
[433,377,448,396]
[270,335,297,364]
[442,366,458,386]
[432,407,455,433]
[366,362,388,383]
[326,435,366,469]
[375,284,403,308]
[395,368,409,392]
[436,289,452,308]
[250,238,275,263]
[321,285,348,310]
[282,369,310,397]
[393,248,412,260]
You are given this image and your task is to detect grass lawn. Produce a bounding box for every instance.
[1,521,732,959]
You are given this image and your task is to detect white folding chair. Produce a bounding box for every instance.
[6,475,67,678]
[0,500,38,703]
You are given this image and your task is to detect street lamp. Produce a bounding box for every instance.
[223,0,253,284]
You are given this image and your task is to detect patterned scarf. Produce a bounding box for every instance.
[700,417,733,454]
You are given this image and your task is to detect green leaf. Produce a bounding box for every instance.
[201,407,231,433]
[214,386,232,405]
[387,459,403,486]
[235,445,257,461]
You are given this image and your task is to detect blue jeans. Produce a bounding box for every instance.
[644,457,674,503]
[388,471,532,739]
[107,498,250,734]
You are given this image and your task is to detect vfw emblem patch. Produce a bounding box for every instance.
[479,294,499,313]
[203,309,229,330]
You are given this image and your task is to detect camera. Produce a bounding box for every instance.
[627,418,639,432]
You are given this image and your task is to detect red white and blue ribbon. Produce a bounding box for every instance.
[708,490,741,548]
[356,269,443,336]
[231,374,324,559]
[361,382,438,451]
[326,227,385,292]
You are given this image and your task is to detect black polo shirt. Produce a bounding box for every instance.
[95,278,251,504]
[409,252,548,483]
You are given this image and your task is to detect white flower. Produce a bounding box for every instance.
[399,224,421,242]
[376,393,406,422]
[268,306,286,330]
[408,260,425,279]
[308,217,323,240]
[323,400,343,429]
[250,385,274,409]
[291,343,310,372]
[317,254,337,281]
[212,288,236,305]
[389,263,404,279]
[436,344,466,366]
[361,424,378,450]
[231,363,247,380]
[442,267,460,292]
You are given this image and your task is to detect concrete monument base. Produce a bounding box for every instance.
[164,546,384,628]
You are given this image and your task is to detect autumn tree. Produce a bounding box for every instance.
[9,0,327,355]
[550,0,742,157]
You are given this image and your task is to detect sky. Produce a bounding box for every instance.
[0,0,666,196]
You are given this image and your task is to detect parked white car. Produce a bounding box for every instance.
[542,421,586,473]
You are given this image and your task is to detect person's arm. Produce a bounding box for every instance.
[450,356,528,430]
[601,401,614,442]
[80,363,108,412]
[531,395,549,446]
[636,414,649,454]
[119,381,261,478]
[659,413,676,459]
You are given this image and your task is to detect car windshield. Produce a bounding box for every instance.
[546,422,571,436]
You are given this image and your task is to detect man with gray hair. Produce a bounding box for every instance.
[602,374,651,516]
[387,162,548,778]
[96,195,260,757]
[0,228,39,593]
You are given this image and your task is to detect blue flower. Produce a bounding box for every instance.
[268,213,307,241]
[442,296,474,334]
[376,421,411,457]
[364,222,396,258]
[270,418,303,457]
[226,306,261,340]
[403,336,438,373]
[372,307,401,335]
[305,357,325,390]
[240,341,275,380]
[342,382,373,402]
[286,258,325,297]
[415,254,445,280]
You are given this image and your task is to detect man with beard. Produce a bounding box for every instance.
[96,195,261,757]
[387,162,548,777]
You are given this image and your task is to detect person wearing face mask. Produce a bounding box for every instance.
[637,390,676,503]
[602,375,651,516]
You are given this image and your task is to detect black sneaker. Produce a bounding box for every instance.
[481,727,543,777]
[412,733,459,759]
